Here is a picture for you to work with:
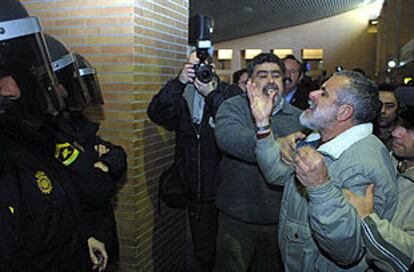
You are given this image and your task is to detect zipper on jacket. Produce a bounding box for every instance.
[193,125,202,202]
[189,123,202,222]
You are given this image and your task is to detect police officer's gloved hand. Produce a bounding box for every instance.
[68,145,100,174]
[98,148,127,180]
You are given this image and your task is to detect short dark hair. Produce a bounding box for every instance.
[395,86,414,129]
[377,83,397,93]
[335,70,379,124]
[232,69,248,84]
[399,109,414,130]
[247,53,285,77]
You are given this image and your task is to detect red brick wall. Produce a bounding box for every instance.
[22,1,189,271]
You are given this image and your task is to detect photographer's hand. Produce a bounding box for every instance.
[179,64,196,84]
[194,78,214,96]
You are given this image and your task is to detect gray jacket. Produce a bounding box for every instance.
[256,123,398,271]
[362,166,414,272]
[215,95,303,224]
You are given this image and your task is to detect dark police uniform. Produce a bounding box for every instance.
[0,120,89,272]
[0,151,24,271]
[49,113,127,265]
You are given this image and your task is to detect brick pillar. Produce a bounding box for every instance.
[22,0,189,271]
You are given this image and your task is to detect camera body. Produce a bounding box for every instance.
[189,14,214,83]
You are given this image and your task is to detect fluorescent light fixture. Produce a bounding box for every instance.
[272,49,293,58]
[218,49,233,60]
[302,49,324,60]
[245,49,262,60]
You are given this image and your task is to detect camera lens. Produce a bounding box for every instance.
[195,63,213,83]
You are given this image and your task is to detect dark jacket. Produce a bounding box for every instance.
[290,85,310,110]
[147,77,241,202]
[46,113,127,264]
[0,119,89,272]
[288,79,319,110]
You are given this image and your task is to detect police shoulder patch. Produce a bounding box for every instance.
[55,142,80,166]
[35,171,53,194]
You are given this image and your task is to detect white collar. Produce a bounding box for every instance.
[272,97,284,116]
[317,123,373,160]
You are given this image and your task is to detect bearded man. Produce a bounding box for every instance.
[250,71,398,271]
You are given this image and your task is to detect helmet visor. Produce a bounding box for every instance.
[77,66,104,105]
[0,16,63,115]
[52,53,91,111]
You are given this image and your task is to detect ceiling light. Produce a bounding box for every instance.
[387,60,396,68]
[369,19,378,25]
[245,49,262,60]
[218,49,233,60]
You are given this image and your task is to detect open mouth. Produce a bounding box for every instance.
[263,84,279,95]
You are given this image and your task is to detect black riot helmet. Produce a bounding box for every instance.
[0,0,63,116]
[44,34,91,111]
[73,53,104,105]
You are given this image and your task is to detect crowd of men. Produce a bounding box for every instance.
[149,42,414,272]
[0,0,127,271]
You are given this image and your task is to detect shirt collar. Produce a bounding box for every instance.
[284,86,298,103]
[317,123,373,160]
[272,97,285,116]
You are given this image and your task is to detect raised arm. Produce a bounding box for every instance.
[147,78,187,131]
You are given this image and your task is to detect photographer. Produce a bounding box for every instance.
[147,51,241,271]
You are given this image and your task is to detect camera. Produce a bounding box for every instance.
[193,41,214,83]
[189,14,215,83]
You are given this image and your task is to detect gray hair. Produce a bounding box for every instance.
[334,71,379,124]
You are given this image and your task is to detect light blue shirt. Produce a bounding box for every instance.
[284,87,297,103]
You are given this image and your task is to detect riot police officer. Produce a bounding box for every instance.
[44,34,127,268]
[0,0,107,271]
